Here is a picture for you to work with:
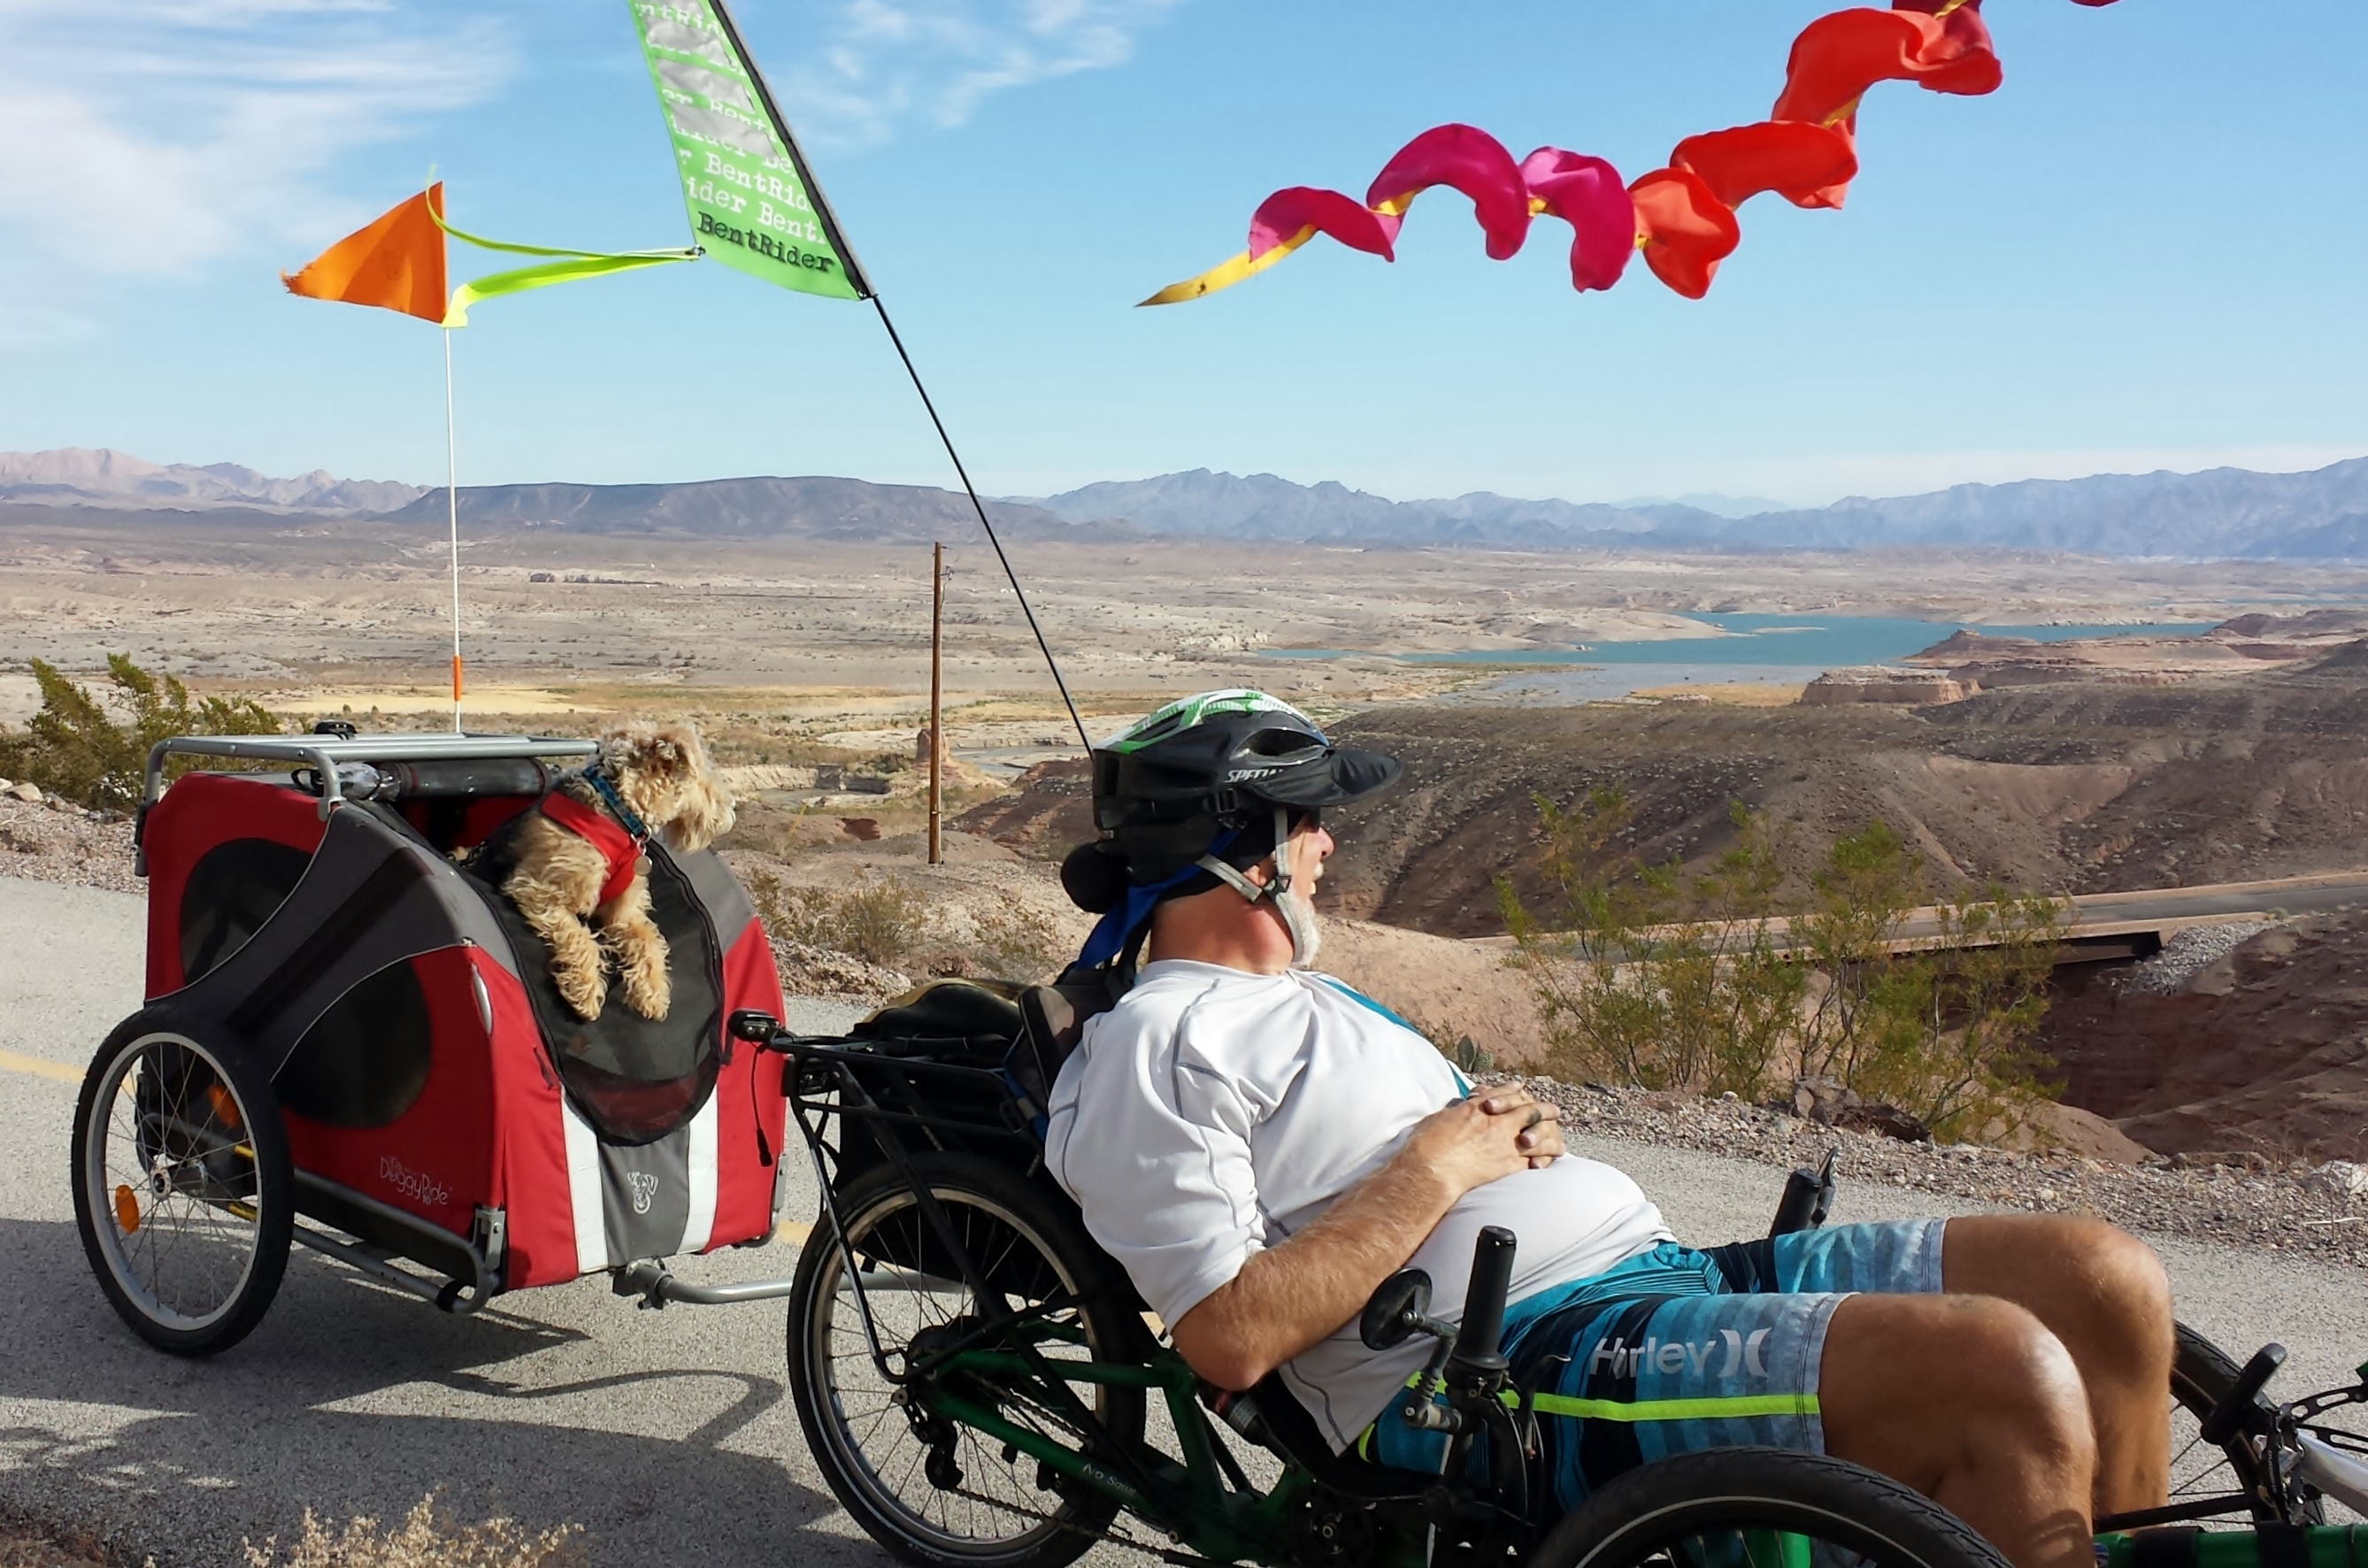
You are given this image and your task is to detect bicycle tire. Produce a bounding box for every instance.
[71,1008,293,1356]
[2168,1321,2322,1526]
[1530,1447,2012,1568]
[788,1152,1149,1568]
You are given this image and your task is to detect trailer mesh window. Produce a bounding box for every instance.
[179,838,311,983]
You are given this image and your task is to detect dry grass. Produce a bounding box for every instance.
[0,1518,111,1568]
[746,864,1071,987]
[242,1498,583,1568]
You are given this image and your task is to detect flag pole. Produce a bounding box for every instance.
[867,299,1089,754]
[929,540,944,865]
[442,327,464,734]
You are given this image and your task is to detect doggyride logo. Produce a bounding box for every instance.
[1587,1327,1773,1380]
[378,1156,450,1211]
[627,1172,661,1215]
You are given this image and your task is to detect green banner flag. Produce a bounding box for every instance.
[629,0,871,301]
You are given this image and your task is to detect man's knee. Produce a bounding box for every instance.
[1826,1295,2095,1480]
[1957,1297,2096,1457]
[2020,1218,2171,1358]
[1948,1217,2172,1327]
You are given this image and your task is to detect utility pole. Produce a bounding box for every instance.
[928,540,944,865]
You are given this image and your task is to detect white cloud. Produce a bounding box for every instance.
[0,0,513,336]
[778,0,1184,150]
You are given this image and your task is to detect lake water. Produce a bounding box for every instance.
[1266,614,2216,670]
[1264,614,2218,704]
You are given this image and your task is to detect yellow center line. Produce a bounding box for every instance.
[0,1049,81,1084]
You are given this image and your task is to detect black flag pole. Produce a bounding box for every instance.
[708,0,1093,755]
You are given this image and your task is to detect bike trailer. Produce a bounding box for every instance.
[98,731,787,1338]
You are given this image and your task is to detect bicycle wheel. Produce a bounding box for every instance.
[71,1010,293,1356]
[2163,1321,2322,1526]
[1531,1448,2012,1568]
[788,1152,1149,1568]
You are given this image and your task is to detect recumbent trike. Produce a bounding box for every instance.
[750,977,2368,1568]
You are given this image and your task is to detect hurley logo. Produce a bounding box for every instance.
[1587,1327,1772,1380]
[626,1172,660,1215]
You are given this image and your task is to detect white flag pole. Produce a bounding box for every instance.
[442,327,464,734]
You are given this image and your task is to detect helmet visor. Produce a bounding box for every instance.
[1249,744,1402,809]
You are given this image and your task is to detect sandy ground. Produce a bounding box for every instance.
[2,516,2362,715]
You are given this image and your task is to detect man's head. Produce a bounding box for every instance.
[1062,690,1401,972]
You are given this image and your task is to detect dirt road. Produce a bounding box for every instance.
[4,877,2366,1564]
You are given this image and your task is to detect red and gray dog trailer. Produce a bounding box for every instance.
[71,729,794,1354]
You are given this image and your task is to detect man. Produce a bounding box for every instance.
[1043,690,2172,1568]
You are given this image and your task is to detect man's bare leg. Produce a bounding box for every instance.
[1820,1293,2099,1568]
[1941,1216,2174,1513]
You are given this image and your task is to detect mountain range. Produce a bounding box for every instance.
[4,446,2365,561]
[0,447,423,515]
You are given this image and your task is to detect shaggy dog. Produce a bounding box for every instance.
[500,722,734,1021]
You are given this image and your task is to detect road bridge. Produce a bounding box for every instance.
[1468,871,2368,965]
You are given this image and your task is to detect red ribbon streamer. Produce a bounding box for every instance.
[1142,0,2118,307]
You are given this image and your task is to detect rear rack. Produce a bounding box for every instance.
[143,732,599,815]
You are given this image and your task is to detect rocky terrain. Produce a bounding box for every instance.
[2040,911,2368,1164]
[0,790,140,896]
[1520,1076,2368,1270]
[1311,661,2368,936]
[873,656,2368,942]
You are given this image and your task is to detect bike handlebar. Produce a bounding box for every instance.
[1452,1226,1518,1371]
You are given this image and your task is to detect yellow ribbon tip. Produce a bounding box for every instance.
[1138,227,1317,307]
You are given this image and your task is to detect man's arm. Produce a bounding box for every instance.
[1168,1087,1563,1391]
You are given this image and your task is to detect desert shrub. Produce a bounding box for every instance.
[243,1495,582,1568]
[1501,790,1801,1099]
[0,654,280,810]
[748,871,928,968]
[1502,795,2066,1139]
[748,867,1069,984]
[962,900,1066,983]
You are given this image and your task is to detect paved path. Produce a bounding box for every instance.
[3,877,2365,1565]
[1467,869,2368,958]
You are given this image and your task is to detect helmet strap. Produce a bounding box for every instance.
[1192,807,1320,968]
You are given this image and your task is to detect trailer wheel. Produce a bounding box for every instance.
[72,1010,293,1356]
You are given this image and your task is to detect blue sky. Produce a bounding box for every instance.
[1,0,2361,507]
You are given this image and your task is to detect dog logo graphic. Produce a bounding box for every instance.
[625,1172,660,1215]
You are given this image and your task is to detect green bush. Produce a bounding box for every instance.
[1500,792,2065,1140]
[749,870,930,969]
[0,655,281,811]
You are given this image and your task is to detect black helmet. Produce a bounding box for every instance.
[1088,688,1402,883]
[1065,690,1401,970]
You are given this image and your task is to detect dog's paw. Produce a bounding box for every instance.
[619,970,671,1021]
[556,967,608,1020]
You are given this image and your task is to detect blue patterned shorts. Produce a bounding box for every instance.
[1369,1218,1948,1510]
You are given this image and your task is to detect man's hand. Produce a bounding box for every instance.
[1168,1088,1564,1390]
[1404,1087,1565,1181]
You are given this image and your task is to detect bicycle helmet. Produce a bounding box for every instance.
[1065,689,1402,970]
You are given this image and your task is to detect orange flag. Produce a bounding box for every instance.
[282,184,448,324]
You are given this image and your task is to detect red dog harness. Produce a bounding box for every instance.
[539,791,643,904]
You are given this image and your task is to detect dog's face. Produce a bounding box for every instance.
[598,721,735,852]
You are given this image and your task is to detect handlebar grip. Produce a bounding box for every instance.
[2198,1343,2286,1446]
[1452,1226,1518,1367]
